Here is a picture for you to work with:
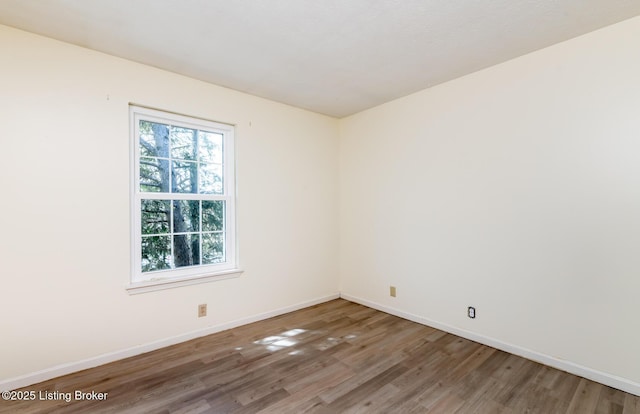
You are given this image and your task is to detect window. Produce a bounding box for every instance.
[129,106,239,291]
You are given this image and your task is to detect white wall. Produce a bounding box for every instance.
[2,15,640,395]
[0,25,339,384]
[340,16,640,391]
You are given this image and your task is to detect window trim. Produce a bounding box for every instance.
[126,269,243,295]
[128,105,241,293]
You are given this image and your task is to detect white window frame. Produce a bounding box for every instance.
[127,105,241,294]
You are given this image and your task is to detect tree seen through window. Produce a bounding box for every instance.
[138,120,225,273]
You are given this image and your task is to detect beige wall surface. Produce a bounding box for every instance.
[2,15,640,394]
[0,25,339,381]
[339,17,640,386]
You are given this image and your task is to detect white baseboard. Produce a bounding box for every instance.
[0,293,340,391]
[340,293,640,397]
[5,292,638,397]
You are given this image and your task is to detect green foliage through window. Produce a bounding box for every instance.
[134,110,232,277]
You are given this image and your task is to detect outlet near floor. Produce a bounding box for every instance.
[390,286,397,297]
[198,304,207,318]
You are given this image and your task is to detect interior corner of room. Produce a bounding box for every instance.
[0,8,639,405]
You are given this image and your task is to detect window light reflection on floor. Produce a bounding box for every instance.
[253,328,309,352]
[249,329,359,354]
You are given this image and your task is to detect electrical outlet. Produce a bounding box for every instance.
[390,286,397,297]
[198,304,207,318]
[468,306,476,319]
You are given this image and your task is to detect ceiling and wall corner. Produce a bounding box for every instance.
[1,1,640,396]
[0,0,638,117]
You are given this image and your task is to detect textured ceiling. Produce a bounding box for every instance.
[0,0,639,117]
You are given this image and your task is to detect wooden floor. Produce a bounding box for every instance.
[2,299,639,413]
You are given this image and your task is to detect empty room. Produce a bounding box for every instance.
[1,1,639,413]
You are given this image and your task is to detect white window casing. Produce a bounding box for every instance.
[127,105,241,294]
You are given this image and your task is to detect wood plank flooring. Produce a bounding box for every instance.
[2,299,639,413]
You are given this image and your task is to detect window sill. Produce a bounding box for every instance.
[126,269,243,295]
